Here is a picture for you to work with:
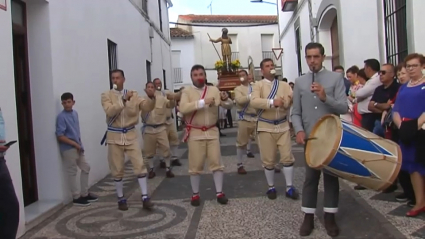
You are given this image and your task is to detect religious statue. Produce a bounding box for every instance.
[209,28,232,71]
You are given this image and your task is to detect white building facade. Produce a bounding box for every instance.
[170,15,282,89]
[278,0,425,82]
[0,0,173,236]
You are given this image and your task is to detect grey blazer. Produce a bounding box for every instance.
[291,68,348,136]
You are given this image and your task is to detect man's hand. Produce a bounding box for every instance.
[273,98,284,107]
[124,91,133,101]
[310,82,326,101]
[73,143,82,154]
[296,131,306,145]
[204,97,214,106]
[0,140,9,153]
[145,88,155,98]
[166,93,174,101]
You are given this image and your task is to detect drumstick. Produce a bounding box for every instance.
[304,137,317,142]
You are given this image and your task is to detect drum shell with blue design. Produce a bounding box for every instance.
[305,114,402,191]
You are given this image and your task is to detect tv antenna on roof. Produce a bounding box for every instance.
[207,0,213,14]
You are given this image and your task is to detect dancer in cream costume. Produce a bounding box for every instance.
[234,70,257,174]
[101,69,156,211]
[179,64,233,207]
[250,59,298,201]
[153,78,183,167]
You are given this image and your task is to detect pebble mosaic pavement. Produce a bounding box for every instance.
[20,126,423,239]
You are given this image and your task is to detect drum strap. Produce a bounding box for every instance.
[257,79,279,119]
[100,89,128,145]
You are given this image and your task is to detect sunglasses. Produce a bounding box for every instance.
[379,70,387,75]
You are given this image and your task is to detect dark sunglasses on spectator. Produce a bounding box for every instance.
[379,70,386,75]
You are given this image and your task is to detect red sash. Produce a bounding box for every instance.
[182,86,208,142]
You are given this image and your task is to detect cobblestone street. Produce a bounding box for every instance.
[20,127,422,239]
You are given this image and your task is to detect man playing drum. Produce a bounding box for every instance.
[179,64,233,207]
[234,70,257,174]
[291,43,348,237]
[250,58,298,201]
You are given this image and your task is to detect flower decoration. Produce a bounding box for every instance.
[215,60,224,70]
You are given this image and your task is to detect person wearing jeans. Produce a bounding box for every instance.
[0,107,20,239]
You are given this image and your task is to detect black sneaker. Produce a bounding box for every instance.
[118,198,128,211]
[82,193,98,202]
[73,197,91,206]
[395,193,408,202]
[247,152,255,158]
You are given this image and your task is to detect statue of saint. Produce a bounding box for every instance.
[209,28,232,70]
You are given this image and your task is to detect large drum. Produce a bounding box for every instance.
[305,114,402,191]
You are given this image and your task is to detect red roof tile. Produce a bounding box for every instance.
[178,15,277,24]
[170,28,194,38]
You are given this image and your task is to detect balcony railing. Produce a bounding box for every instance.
[262,51,275,61]
[231,52,239,60]
[173,67,182,84]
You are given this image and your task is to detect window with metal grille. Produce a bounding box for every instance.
[142,0,148,14]
[107,39,117,89]
[162,69,167,89]
[383,0,408,65]
[158,0,163,32]
[146,60,152,82]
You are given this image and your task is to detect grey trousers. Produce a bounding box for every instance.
[301,165,339,214]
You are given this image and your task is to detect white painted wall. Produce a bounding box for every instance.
[279,0,421,82]
[1,0,172,236]
[170,38,195,88]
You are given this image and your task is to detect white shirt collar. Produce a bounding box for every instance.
[309,67,325,73]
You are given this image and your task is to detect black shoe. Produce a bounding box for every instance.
[73,197,91,206]
[82,193,98,202]
[191,194,201,207]
[142,196,154,209]
[395,193,408,202]
[247,152,255,158]
[285,186,299,200]
[383,184,398,193]
[118,198,128,211]
[354,185,366,190]
[266,188,277,200]
[408,200,416,207]
[216,193,228,205]
[171,159,182,166]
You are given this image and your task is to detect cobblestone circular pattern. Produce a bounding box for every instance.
[55,203,188,238]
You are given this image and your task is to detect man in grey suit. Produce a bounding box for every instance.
[291,42,348,237]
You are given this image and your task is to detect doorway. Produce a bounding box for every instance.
[330,16,340,68]
[11,0,38,206]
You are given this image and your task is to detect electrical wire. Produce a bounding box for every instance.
[169,22,277,28]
